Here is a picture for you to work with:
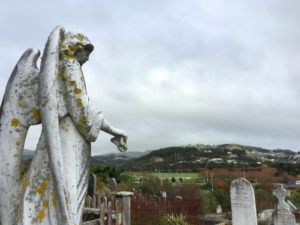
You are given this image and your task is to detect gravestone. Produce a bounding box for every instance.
[272,184,296,225]
[160,191,167,199]
[230,178,257,225]
[110,177,117,192]
[216,205,222,214]
[88,174,97,196]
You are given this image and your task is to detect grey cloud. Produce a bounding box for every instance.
[1,0,300,154]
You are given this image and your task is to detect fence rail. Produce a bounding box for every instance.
[83,195,123,225]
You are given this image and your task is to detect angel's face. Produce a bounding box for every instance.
[74,48,91,65]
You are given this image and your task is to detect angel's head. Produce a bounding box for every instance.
[59,31,94,65]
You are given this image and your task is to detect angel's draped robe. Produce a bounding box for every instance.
[18,58,103,225]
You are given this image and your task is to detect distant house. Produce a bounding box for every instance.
[209,158,223,163]
[227,160,236,164]
[294,154,300,160]
[229,154,238,159]
[204,150,212,153]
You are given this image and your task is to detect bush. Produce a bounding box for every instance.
[139,175,162,194]
[159,214,191,225]
[211,189,231,212]
[288,191,300,208]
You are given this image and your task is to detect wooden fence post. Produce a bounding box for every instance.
[116,192,134,225]
[100,202,105,225]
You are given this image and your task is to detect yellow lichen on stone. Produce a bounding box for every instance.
[74,88,82,94]
[33,109,40,121]
[81,115,88,122]
[77,33,83,41]
[11,118,20,127]
[76,98,83,107]
[44,177,50,181]
[13,154,18,158]
[40,181,47,190]
[40,145,46,150]
[37,210,46,220]
[80,76,84,81]
[66,55,74,59]
[51,192,56,206]
[35,181,48,197]
[16,216,20,221]
[19,102,24,107]
[43,200,49,209]
[76,121,86,131]
[27,181,30,187]
[16,141,21,146]
[64,217,68,221]
[44,99,48,105]
[61,126,65,129]
[65,129,69,132]
[29,87,33,91]
[65,200,69,205]
[62,36,66,43]
[68,80,77,86]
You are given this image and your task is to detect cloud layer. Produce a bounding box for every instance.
[1,0,300,154]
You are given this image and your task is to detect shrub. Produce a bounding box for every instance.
[159,214,191,225]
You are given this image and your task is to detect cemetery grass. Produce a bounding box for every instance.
[126,172,200,181]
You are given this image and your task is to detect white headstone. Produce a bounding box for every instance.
[230,178,257,225]
[216,205,222,214]
[272,184,296,225]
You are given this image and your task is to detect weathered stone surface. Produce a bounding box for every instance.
[272,184,296,225]
[230,178,257,225]
[88,174,97,196]
[0,48,40,225]
[110,178,117,192]
[0,26,128,225]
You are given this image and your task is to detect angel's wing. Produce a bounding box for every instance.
[0,48,40,225]
[39,26,72,223]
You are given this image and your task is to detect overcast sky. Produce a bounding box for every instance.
[1,0,300,155]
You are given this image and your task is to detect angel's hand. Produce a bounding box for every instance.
[111,133,128,152]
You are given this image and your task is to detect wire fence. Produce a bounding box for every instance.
[131,195,204,225]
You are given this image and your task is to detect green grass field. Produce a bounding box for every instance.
[126,172,201,181]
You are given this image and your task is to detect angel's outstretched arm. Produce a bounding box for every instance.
[100,118,128,152]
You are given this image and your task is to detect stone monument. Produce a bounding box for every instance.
[0,26,128,225]
[230,178,257,225]
[272,184,296,225]
[87,174,97,196]
[110,178,117,192]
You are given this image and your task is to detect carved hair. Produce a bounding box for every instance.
[59,31,94,60]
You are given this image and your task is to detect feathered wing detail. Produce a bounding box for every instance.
[38,26,71,223]
[0,48,40,225]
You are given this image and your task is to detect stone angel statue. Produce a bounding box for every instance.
[0,26,127,225]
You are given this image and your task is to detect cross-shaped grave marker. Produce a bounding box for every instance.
[272,184,290,210]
